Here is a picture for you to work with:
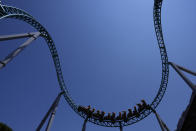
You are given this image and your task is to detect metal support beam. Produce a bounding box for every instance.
[169,62,196,91]
[0,32,39,41]
[82,117,89,131]
[119,122,123,131]
[36,91,65,131]
[148,106,170,131]
[0,32,41,70]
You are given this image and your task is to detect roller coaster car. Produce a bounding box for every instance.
[133,106,140,118]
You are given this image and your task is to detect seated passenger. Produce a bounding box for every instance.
[78,105,89,114]
[127,109,133,118]
[78,105,85,112]
[99,111,105,122]
[137,103,144,112]
[87,105,91,110]
[80,105,92,116]
[92,108,95,112]
[133,106,140,118]
[116,112,122,120]
[141,100,147,107]
[111,112,116,119]
[104,113,111,120]
[93,110,100,118]
[101,111,105,117]
[108,113,111,119]
[88,108,95,116]
[111,112,116,123]
[122,111,127,122]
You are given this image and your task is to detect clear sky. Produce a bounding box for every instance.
[0,0,196,131]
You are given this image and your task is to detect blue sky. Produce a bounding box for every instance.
[0,0,196,131]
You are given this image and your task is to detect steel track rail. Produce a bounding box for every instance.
[0,0,169,127]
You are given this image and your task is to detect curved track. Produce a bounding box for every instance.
[0,0,169,127]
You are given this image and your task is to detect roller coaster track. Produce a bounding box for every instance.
[0,0,169,127]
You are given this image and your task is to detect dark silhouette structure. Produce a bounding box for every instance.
[0,122,12,131]
[177,93,196,131]
[169,62,196,131]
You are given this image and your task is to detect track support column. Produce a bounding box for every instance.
[148,106,170,131]
[119,122,123,131]
[82,117,89,131]
[36,91,65,131]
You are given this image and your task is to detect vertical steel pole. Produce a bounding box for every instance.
[119,122,123,131]
[82,117,88,131]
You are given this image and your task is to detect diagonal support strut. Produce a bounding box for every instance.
[148,106,170,131]
[0,32,41,70]
[36,91,65,131]
[169,62,196,91]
